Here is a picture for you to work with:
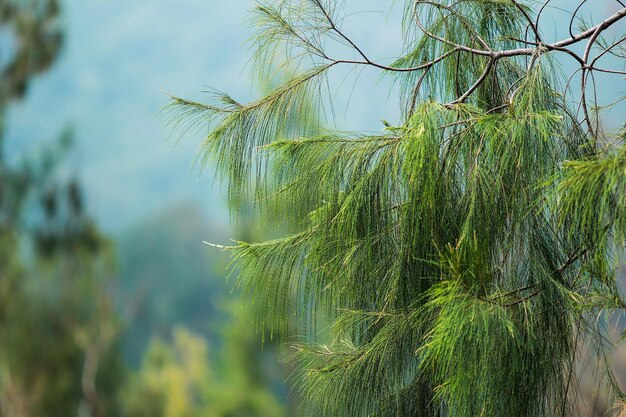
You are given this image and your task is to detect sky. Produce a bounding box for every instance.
[4,0,404,233]
[5,0,254,232]
[4,0,624,234]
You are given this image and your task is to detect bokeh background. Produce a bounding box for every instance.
[0,1,624,416]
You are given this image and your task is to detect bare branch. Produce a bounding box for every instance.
[329,47,460,73]
[554,7,626,50]
[569,0,589,39]
[411,3,492,57]
[590,34,626,68]
[258,0,624,113]
[588,67,626,75]
[535,0,552,34]
[580,68,596,139]
[510,0,543,44]
[310,0,372,64]
[447,57,496,106]
[408,67,431,117]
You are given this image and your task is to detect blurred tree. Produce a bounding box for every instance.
[123,317,285,417]
[0,139,126,417]
[0,0,63,135]
[122,327,212,417]
[116,203,293,416]
[170,1,626,417]
[0,2,126,417]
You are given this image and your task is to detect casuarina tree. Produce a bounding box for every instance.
[168,1,626,416]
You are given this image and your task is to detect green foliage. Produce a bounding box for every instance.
[171,1,626,416]
[551,140,626,246]
[0,232,124,417]
[123,327,212,417]
[122,320,286,417]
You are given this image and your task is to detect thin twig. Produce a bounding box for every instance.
[511,0,543,44]
[447,57,496,106]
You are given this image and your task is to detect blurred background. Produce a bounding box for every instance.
[0,1,624,416]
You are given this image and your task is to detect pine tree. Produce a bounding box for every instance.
[169,1,626,416]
